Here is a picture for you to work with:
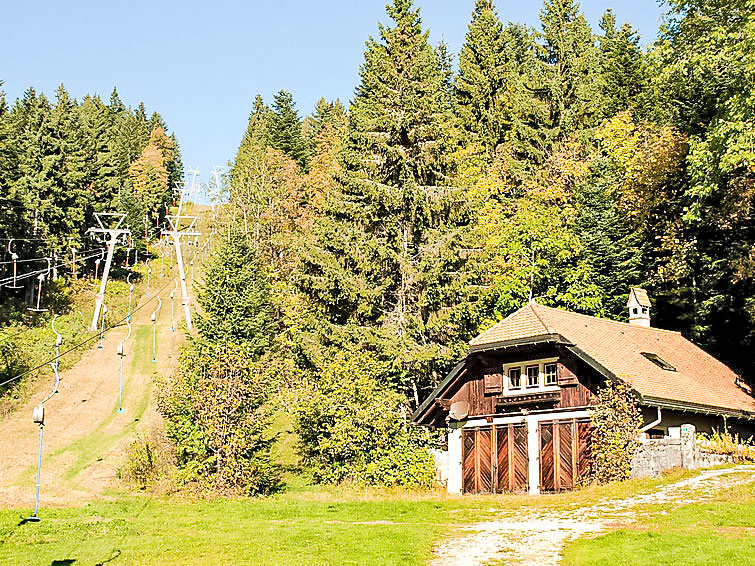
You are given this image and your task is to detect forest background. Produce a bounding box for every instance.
[1,0,753,492]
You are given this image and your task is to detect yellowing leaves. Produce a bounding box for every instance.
[596,111,688,224]
[128,126,176,215]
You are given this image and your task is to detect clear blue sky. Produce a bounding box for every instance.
[1,0,665,187]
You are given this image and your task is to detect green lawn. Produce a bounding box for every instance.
[1,496,463,566]
[0,469,722,566]
[2,466,751,566]
[562,477,755,566]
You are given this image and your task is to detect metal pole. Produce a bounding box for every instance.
[146,264,151,297]
[35,275,43,310]
[27,319,62,522]
[172,234,192,330]
[90,232,120,331]
[152,319,156,362]
[126,273,134,322]
[29,424,44,521]
[98,304,107,350]
[151,296,161,363]
[117,319,131,413]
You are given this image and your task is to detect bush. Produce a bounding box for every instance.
[122,426,175,491]
[157,341,282,496]
[698,428,755,462]
[292,348,436,488]
[590,379,642,484]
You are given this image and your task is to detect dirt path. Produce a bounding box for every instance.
[0,276,187,509]
[430,465,755,566]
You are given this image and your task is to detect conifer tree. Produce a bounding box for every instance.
[268,90,309,170]
[0,87,23,240]
[456,1,545,169]
[456,0,506,152]
[539,0,605,136]
[303,98,346,150]
[299,0,458,396]
[598,10,647,118]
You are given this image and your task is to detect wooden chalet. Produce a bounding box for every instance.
[412,290,755,495]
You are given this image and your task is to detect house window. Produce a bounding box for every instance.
[640,352,676,371]
[544,363,558,386]
[526,365,539,388]
[508,367,521,390]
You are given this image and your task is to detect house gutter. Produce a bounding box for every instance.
[642,396,755,421]
[640,407,662,432]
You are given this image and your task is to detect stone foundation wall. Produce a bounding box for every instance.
[630,423,734,478]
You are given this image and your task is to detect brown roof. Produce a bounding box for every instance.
[627,287,651,308]
[470,302,755,416]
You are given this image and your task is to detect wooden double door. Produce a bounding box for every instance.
[539,418,592,492]
[462,423,528,494]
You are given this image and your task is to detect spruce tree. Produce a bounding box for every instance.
[539,0,605,137]
[598,10,647,118]
[299,0,458,396]
[268,90,309,170]
[456,0,506,153]
[456,0,544,170]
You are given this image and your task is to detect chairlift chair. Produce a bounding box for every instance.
[28,274,48,313]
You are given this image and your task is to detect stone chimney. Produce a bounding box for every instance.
[627,287,651,327]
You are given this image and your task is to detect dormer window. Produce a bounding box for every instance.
[501,358,560,394]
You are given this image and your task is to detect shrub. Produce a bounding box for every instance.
[698,428,755,462]
[122,426,175,491]
[590,378,642,484]
[292,348,436,488]
[157,341,282,496]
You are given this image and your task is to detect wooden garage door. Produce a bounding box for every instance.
[539,419,592,492]
[462,424,528,494]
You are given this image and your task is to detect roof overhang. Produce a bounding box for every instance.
[411,358,468,426]
[641,396,755,421]
[469,333,564,353]
[413,333,567,426]
[413,331,755,427]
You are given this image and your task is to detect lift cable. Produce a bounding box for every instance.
[0,248,106,265]
[0,278,174,390]
[0,250,105,287]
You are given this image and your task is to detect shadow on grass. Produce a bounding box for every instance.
[95,549,121,565]
[51,561,76,565]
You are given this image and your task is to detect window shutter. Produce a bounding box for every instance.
[483,366,503,394]
[557,362,578,386]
